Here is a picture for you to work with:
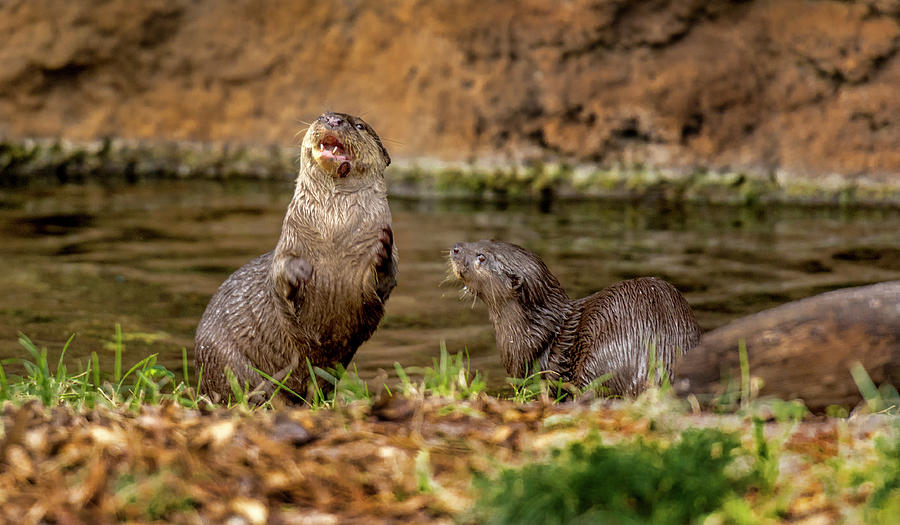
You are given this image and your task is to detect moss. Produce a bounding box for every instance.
[2,139,899,207]
[0,142,40,171]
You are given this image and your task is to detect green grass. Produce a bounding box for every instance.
[471,427,768,525]
[313,362,373,405]
[0,329,488,410]
[864,424,900,524]
[266,360,373,410]
[0,326,203,410]
[394,341,486,400]
[506,361,576,403]
[4,326,898,423]
[851,361,900,415]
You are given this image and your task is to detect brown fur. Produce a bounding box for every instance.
[449,240,700,396]
[195,112,397,403]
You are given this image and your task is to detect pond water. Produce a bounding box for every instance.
[2,179,899,391]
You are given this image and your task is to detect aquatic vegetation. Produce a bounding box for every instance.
[7,138,900,205]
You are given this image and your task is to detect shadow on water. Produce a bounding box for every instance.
[1,179,899,390]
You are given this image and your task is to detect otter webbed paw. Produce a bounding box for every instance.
[284,256,313,303]
[373,224,397,302]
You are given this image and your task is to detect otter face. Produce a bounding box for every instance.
[302,112,391,179]
[449,240,560,309]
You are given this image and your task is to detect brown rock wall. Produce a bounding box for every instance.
[1,0,899,180]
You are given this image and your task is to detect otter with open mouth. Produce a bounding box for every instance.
[195,112,397,403]
[449,240,701,396]
[314,127,353,178]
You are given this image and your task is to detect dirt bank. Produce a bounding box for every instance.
[1,0,899,184]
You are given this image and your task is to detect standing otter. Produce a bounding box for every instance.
[449,240,700,396]
[195,112,397,403]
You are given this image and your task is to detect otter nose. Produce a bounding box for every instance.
[452,243,462,255]
[319,113,345,129]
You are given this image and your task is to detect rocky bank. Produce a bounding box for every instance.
[1,0,899,186]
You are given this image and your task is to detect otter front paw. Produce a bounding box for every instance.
[374,225,393,270]
[285,256,313,302]
[373,225,396,302]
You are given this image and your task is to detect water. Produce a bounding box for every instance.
[2,179,899,390]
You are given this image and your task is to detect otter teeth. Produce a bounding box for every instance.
[316,137,347,160]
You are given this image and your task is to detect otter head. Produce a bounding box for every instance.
[301,112,391,180]
[449,240,566,311]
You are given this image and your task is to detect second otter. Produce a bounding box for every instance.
[195,112,397,403]
[449,240,700,396]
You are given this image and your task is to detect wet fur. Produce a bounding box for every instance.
[195,113,397,403]
[449,240,700,396]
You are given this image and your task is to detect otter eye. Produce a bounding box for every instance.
[475,253,486,264]
[354,123,365,131]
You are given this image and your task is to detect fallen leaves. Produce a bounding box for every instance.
[0,396,895,523]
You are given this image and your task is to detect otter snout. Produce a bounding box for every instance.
[319,113,347,130]
[449,241,494,282]
[307,113,355,178]
[303,112,391,178]
[449,243,469,279]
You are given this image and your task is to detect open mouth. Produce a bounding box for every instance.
[316,135,350,161]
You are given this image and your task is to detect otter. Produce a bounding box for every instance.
[195,112,397,403]
[449,240,700,396]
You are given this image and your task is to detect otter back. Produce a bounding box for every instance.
[563,277,701,395]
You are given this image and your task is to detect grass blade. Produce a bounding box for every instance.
[739,339,750,410]
[252,367,301,403]
[850,361,883,412]
[114,323,123,383]
[181,347,190,385]
[305,358,328,407]
[0,362,8,401]
[56,332,76,383]
[116,353,159,395]
[92,351,100,389]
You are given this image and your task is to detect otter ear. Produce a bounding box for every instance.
[504,271,522,290]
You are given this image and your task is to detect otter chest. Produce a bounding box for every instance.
[295,202,385,321]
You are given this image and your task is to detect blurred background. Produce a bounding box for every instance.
[2,0,899,177]
[1,0,899,388]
